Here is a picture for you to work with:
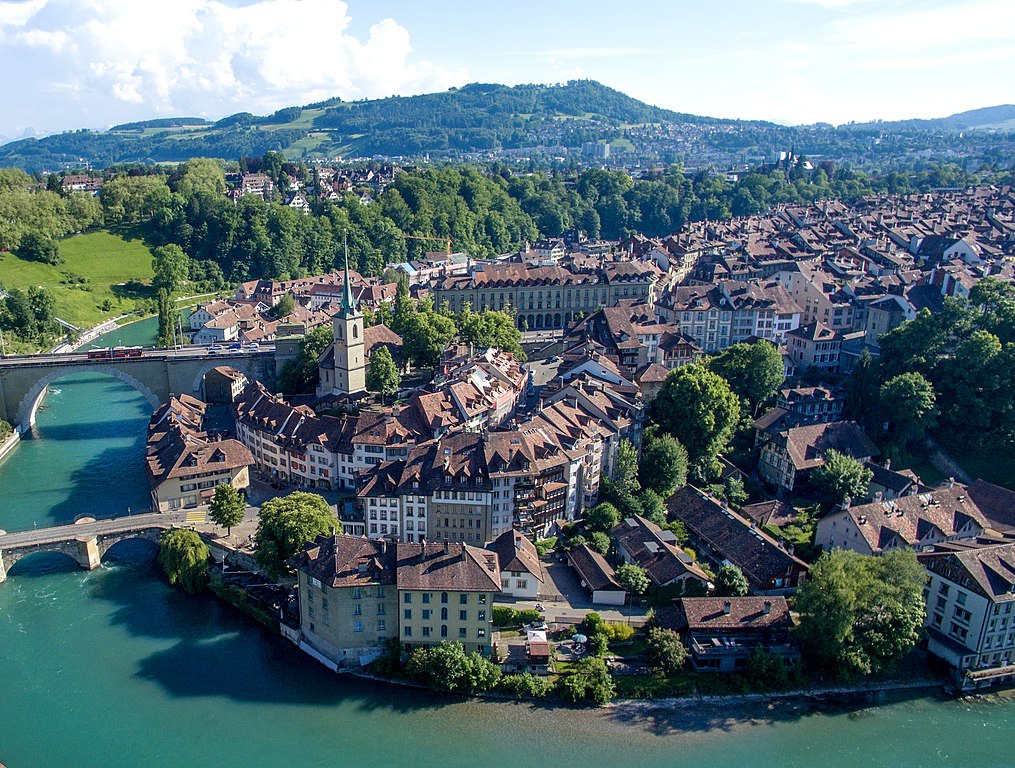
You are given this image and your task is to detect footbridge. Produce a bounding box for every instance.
[0,512,189,583]
[0,346,276,431]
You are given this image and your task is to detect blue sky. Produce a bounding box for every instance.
[0,0,1012,138]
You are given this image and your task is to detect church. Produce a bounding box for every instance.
[317,249,366,398]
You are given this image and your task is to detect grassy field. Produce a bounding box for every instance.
[0,230,155,329]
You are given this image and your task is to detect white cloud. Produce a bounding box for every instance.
[0,0,468,134]
[506,47,648,60]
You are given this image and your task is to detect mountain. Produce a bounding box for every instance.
[849,105,1015,132]
[0,80,1010,173]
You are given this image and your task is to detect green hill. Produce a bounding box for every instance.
[0,231,154,328]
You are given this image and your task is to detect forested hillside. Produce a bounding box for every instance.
[1,80,1011,173]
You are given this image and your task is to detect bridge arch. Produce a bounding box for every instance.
[14,365,161,431]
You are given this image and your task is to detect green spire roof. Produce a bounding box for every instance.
[341,232,356,314]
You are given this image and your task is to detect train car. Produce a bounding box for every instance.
[111,346,143,358]
[86,348,112,359]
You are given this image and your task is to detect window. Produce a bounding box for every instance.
[459,627,468,638]
[353,587,361,600]
[459,610,468,621]
[459,594,468,605]
[441,607,448,621]
[422,609,432,620]
[377,620,386,632]
[478,610,486,622]
[422,626,431,638]
[404,593,412,604]
[377,586,385,598]
[477,628,486,638]
[354,621,363,633]
[422,593,431,604]
[404,609,412,620]
[479,594,487,605]
[377,603,385,616]
[404,626,412,637]
[957,592,967,606]
[353,603,362,616]
[441,625,448,638]
[441,592,449,604]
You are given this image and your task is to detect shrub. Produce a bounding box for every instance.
[498,673,552,698]
[646,627,687,676]
[556,657,615,704]
[493,607,541,627]
[602,622,635,643]
[157,528,209,594]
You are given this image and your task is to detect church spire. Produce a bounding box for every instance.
[341,230,356,315]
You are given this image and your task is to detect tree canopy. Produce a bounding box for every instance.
[209,483,246,535]
[708,341,785,415]
[158,528,210,594]
[810,449,873,508]
[795,549,926,678]
[650,363,741,481]
[254,492,338,577]
[366,345,401,401]
[714,563,749,597]
[638,429,688,497]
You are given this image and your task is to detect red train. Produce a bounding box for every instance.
[86,346,144,359]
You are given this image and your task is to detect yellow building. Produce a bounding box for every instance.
[396,541,499,655]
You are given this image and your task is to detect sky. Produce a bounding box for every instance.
[0,0,1012,139]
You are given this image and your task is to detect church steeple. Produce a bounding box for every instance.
[341,232,356,315]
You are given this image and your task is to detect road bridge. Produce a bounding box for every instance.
[0,512,191,583]
[0,346,276,431]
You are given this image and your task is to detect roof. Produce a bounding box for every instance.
[667,486,808,590]
[289,534,396,587]
[567,543,623,592]
[924,542,1015,603]
[491,528,543,581]
[673,596,793,631]
[781,421,879,471]
[395,542,500,593]
[613,515,709,586]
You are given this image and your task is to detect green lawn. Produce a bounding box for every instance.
[943,446,1015,490]
[0,230,155,329]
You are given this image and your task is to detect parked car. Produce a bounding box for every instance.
[208,344,223,353]
[245,342,260,350]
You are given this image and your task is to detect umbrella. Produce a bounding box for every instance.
[571,633,588,644]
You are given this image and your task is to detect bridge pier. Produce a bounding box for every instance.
[0,550,6,584]
[76,537,101,571]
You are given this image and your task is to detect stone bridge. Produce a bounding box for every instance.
[0,346,277,431]
[0,512,188,583]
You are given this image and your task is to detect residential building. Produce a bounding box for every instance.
[613,515,710,592]
[923,542,1015,691]
[289,534,398,669]
[145,395,252,511]
[490,528,543,598]
[397,541,499,655]
[662,596,799,672]
[756,420,878,492]
[202,366,248,404]
[785,321,841,374]
[667,487,809,595]
[567,543,626,606]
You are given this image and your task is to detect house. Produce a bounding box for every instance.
[613,515,710,592]
[922,542,1015,691]
[490,528,543,599]
[202,366,248,404]
[756,420,878,492]
[289,534,398,669]
[396,541,499,655]
[785,321,841,374]
[661,596,799,672]
[814,481,1015,555]
[567,543,626,606]
[145,395,252,511]
[866,460,921,500]
[667,487,809,595]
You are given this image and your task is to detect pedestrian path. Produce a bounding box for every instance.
[185,510,207,524]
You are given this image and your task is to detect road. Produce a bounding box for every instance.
[0,345,275,365]
[0,511,187,548]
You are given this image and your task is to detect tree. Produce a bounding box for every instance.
[209,483,245,536]
[615,563,649,622]
[556,657,615,704]
[810,449,873,508]
[156,288,175,347]
[651,363,741,481]
[254,492,338,577]
[708,341,785,415]
[880,372,937,448]
[278,325,332,394]
[498,673,552,698]
[588,531,611,556]
[406,642,500,693]
[714,563,749,597]
[152,243,190,294]
[175,157,227,198]
[403,306,457,369]
[795,548,926,678]
[612,439,641,496]
[585,502,620,533]
[638,430,688,496]
[645,627,687,676]
[638,488,666,525]
[366,345,401,402]
[158,528,209,594]
[17,231,61,265]
[271,293,296,319]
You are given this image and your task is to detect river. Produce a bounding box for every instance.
[1,319,1013,768]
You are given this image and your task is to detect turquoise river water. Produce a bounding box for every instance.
[1,318,1014,768]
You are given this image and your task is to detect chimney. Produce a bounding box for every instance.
[763,600,772,615]
[842,496,851,509]
[874,491,883,503]
[723,600,732,615]
[379,540,387,554]
[948,477,955,489]
[884,458,891,470]
[444,540,451,555]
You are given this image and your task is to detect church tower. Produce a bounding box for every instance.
[326,236,365,395]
